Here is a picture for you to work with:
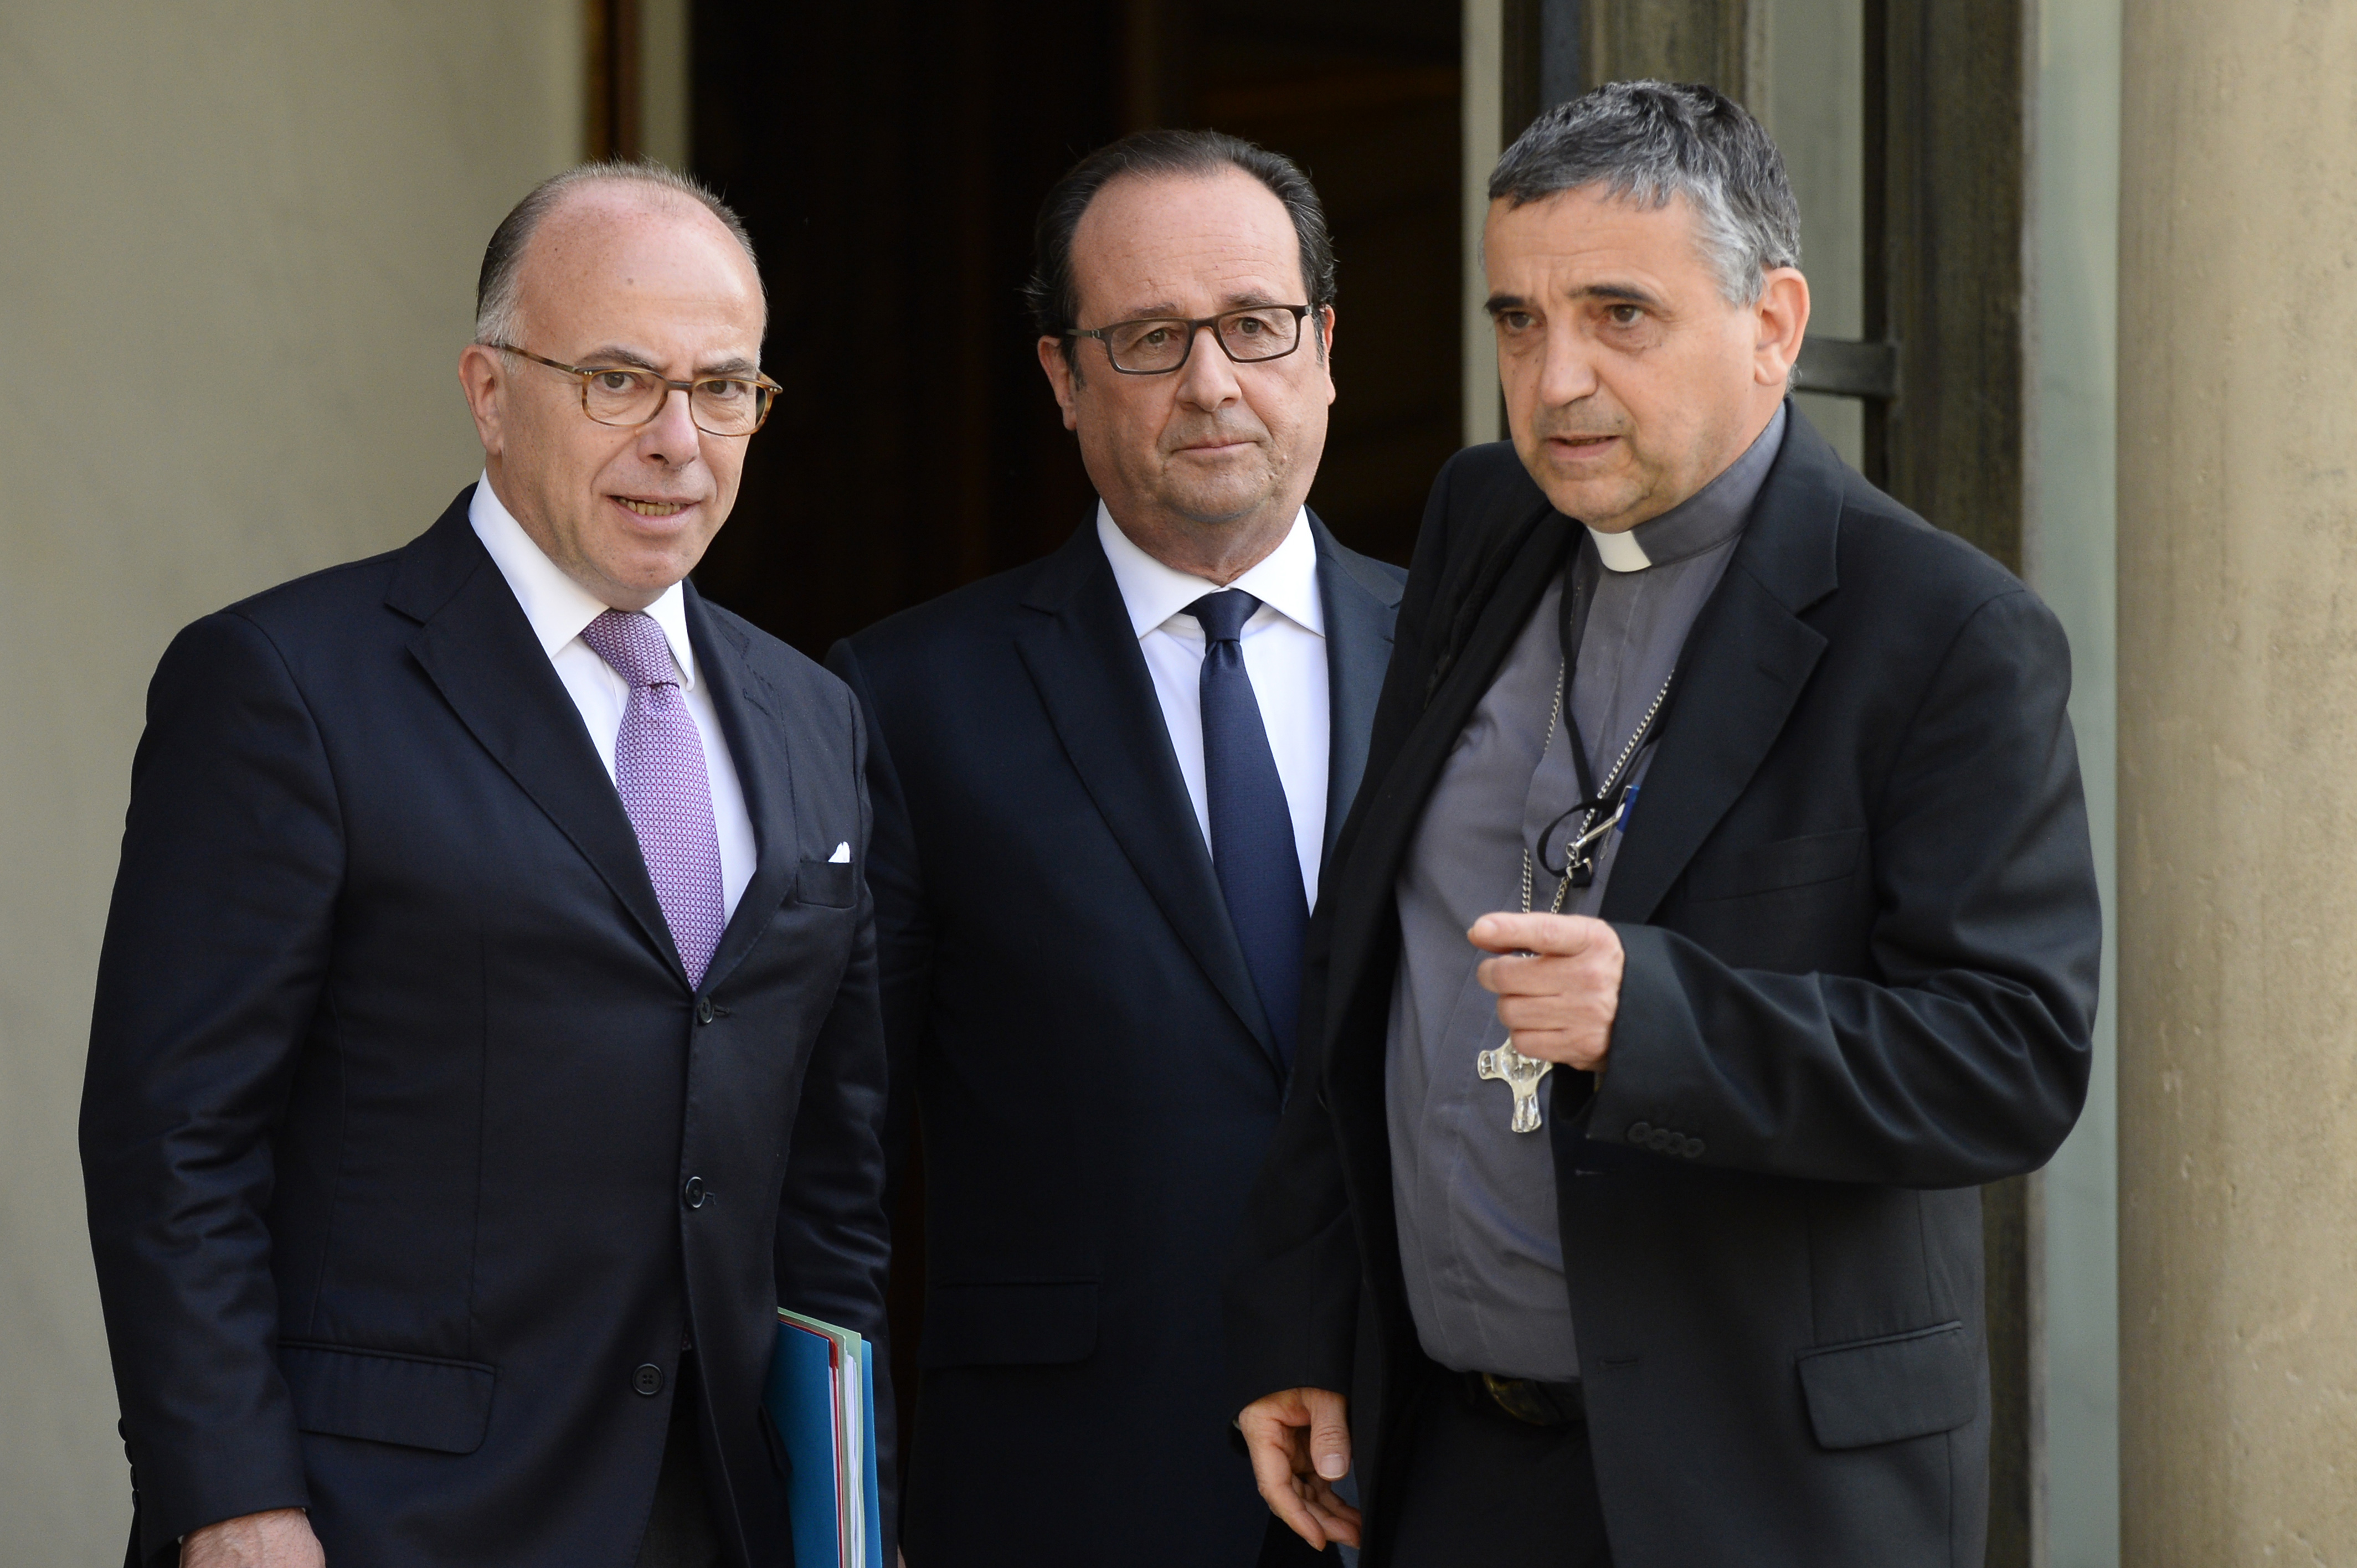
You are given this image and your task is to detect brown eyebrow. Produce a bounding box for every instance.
[1485,283,1665,315]
[1100,302,1185,324]
[1101,291,1292,324]
[575,345,666,372]
[575,346,761,379]
[1577,283,1662,308]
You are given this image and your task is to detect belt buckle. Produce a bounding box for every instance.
[1479,1371,1569,1426]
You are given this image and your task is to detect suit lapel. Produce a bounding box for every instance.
[1312,514,1402,869]
[686,588,799,993]
[390,497,687,987]
[1599,406,1845,923]
[1322,506,1572,1057]
[1014,525,1284,1075]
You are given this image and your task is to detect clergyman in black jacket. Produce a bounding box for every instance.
[80,163,891,1568]
[828,132,1402,1566]
[1229,84,2099,1567]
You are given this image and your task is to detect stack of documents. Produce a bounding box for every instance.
[765,1307,884,1568]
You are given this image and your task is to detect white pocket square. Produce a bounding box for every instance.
[827,841,851,864]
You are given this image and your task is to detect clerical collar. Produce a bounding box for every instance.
[1583,403,1788,573]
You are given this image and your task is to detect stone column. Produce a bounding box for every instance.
[2118,4,2357,1559]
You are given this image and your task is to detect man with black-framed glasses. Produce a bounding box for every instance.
[827,130,1402,1566]
[82,161,893,1568]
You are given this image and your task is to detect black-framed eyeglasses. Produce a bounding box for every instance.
[490,343,781,437]
[1066,305,1312,375]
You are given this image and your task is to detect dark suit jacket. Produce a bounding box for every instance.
[826,514,1403,1566]
[1224,410,2100,1568]
[81,488,893,1568]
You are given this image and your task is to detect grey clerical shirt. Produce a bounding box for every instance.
[1386,406,1787,1379]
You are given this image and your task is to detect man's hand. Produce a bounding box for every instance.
[1470,912,1625,1071]
[180,1508,323,1568]
[1238,1387,1362,1550]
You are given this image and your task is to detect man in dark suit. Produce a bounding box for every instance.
[826,131,1402,1566]
[1230,83,2099,1567]
[81,162,891,1568]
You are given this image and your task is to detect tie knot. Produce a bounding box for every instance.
[1186,589,1262,645]
[579,608,678,689]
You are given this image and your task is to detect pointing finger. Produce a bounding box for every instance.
[1468,911,1609,956]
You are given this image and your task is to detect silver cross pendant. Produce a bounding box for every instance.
[1476,1041,1555,1133]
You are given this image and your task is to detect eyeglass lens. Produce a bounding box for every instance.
[581,369,771,435]
[1105,308,1300,373]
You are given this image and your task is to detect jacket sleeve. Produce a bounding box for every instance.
[1221,968,1363,1416]
[1222,450,1476,1415]
[1592,586,2102,1188]
[820,640,934,1213]
[770,677,899,1541]
[80,612,341,1555]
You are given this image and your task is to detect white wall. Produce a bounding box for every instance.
[0,3,581,1555]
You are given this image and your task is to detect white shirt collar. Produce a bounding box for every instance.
[469,473,699,690]
[1095,501,1325,641]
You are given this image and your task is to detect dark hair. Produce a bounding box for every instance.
[1490,81,1799,305]
[1026,129,1337,364]
[475,158,760,344]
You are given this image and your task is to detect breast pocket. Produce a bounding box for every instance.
[793,856,857,909]
[1685,829,1865,902]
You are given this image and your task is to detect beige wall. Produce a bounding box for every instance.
[0,3,581,1554]
[2119,2,2357,1560]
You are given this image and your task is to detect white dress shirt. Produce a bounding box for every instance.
[469,475,757,917]
[1097,502,1330,905]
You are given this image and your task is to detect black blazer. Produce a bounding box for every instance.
[81,489,893,1568]
[1224,410,2100,1568]
[827,515,1403,1567]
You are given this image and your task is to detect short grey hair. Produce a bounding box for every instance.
[474,158,762,345]
[1490,81,1800,305]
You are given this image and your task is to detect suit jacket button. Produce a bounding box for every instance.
[695,997,716,1025]
[632,1364,663,1397]
[1685,1138,1705,1159]
[1649,1128,1675,1153]
[682,1175,708,1209]
[1628,1122,1653,1144]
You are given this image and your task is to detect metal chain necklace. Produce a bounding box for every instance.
[1518,660,1677,916]
[1481,636,1676,1136]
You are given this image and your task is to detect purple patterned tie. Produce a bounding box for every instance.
[579,609,727,987]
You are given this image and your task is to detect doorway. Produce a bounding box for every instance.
[688,0,1462,659]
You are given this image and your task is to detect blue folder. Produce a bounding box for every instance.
[765,1308,883,1568]
[856,1338,882,1559]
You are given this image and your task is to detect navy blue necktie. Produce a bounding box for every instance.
[1188,590,1309,1067]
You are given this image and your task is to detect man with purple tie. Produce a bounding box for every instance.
[80,162,891,1568]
